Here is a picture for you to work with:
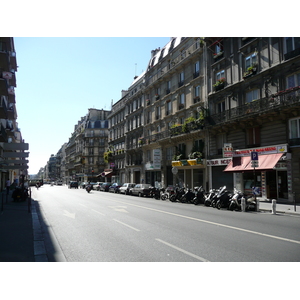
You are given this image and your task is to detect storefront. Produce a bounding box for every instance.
[224,144,289,200]
[207,158,233,190]
[171,158,206,189]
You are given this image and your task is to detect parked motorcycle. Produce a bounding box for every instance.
[215,186,232,209]
[180,186,195,203]
[169,186,185,202]
[149,186,161,200]
[204,189,217,206]
[160,187,168,200]
[228,188,245,211]
[193,186,205,205]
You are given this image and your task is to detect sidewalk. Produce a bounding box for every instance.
[0,190,47,262]
[258,197,300,215]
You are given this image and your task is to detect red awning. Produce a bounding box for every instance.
[224,153,283,172]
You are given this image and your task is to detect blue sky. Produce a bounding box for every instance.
[14,37,171,174]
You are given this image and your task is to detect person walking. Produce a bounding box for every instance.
[6,179,11,195]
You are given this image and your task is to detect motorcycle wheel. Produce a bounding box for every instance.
[229,202,235,211]
[161,194,167,200]
[216,200,221,210]
[170,195,176,202]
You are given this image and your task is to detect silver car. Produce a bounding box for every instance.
[130,184,151,197]
[119,183,136,195]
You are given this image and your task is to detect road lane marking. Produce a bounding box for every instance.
[63,210,75,219]
[108,206,128,213]
[156,239,210,262]
[110,200,300,245]
[113,219,140,231]
[79,203,87,207]
[91,209,105,216]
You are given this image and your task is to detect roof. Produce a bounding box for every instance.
[147,37,183,70]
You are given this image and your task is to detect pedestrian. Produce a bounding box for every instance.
[6,179,11,195]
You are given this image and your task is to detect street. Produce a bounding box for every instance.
[32,184,300,262]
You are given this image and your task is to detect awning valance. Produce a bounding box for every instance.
[224,153,283,172]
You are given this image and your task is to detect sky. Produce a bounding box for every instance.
[14,37,171,174]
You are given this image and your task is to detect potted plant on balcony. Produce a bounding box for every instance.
[146,99,150,106]
[243,63,258,79]
[155,94,160,100]
[213,77,226,91]
[138,137,144,146]
[103,150,113,163]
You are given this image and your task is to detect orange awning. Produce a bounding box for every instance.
[224,153,283,172]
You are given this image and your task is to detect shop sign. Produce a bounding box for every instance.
[223,143,233,157]
[153,149,161,170]
[207,158,232,166]
[234,144,287,157]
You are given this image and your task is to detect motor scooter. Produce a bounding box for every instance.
[193,186,205,205]
[215,186,232,209]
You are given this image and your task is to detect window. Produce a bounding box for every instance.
[216,133,226,155]
[180,93,185,104]
[216,70,225,81]
[246,89,259,103]
[246,127,260,147]
[287,72,300,88]
[217,101,226,113]
[178,71,184,87]
[285,37,300,53]
[166,147,173,160]
[245,52,257,70]
[179,93,185,109]
[166,101,172,115]
[289,117,300,139]
[166,80,171,94]
[194,61,200,78]
[156,106,161,120]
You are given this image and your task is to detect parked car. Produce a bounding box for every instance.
[94,182,104,191]
[68,181,78,189]
[130,184,151,197]
[108,183,122,193]
[100,182,112,192]
[119,183,136,195]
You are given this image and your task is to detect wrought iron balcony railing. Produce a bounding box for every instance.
[209,88,300,126]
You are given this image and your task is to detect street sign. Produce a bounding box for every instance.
[251,151,258,161]
[251,161,259,168]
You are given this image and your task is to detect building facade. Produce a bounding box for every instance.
[0,37,28,189]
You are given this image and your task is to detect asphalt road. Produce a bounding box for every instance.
[32,184,300,262]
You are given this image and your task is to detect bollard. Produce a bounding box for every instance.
[241,197,246,212]
[272,199,276,215]
[256,199,259,212]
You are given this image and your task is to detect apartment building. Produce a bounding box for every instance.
[0,37,28,189]
[64,108,109,184]
[206,37,300,201]
[106,37,300,202]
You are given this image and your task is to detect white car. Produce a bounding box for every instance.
[119,183,136,195]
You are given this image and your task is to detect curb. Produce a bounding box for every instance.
[31,199,48,262]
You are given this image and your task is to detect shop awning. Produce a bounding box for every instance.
[224,153,283,172]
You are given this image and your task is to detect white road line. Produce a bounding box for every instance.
[113,219,140,231]
[91,209,105,216]
[110,200,300,245]
[79,203,87,207]
[156,239,210,262]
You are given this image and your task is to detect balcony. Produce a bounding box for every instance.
[209,87,300,126]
